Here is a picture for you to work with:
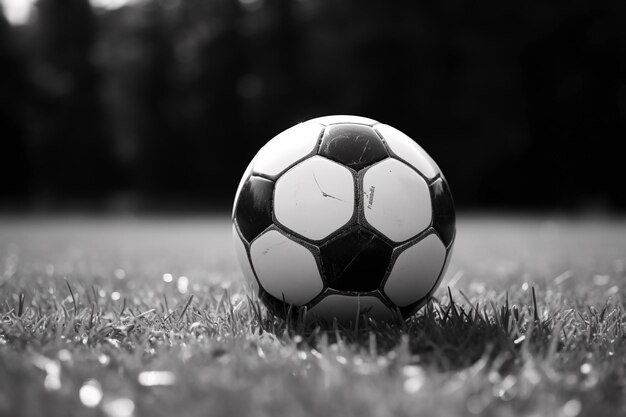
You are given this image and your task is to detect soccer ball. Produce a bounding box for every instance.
[232,115,455,324]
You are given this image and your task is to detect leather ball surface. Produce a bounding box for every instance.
[232,115,455,324]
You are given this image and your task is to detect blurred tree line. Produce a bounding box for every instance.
[1,0,625,211]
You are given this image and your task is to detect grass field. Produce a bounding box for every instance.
[1,214,625,417]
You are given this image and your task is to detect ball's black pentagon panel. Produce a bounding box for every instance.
[430,178,456,247]
[318,124,389,171]
[234,176,275,243]
[306,293,394,325]
[320,226,393,292]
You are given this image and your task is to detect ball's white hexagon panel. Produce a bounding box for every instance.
[232,160,253,218]
[275,156,355,241]
[362,158,432,242]
[310,115,378,126]
[250,230,323,306]
[232,224,258,293]
[383,234,446,307]
[252,122,324,177]
[375,124,440,180]
[308,294,393,323]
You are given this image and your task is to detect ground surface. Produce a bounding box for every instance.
[1,214,625,417]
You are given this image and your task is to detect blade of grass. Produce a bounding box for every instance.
[65,278,77,316]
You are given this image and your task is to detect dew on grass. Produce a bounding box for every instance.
[561,399,582,417]
[522,367,541,386]
[593,275,610,286]
[488,370,499,384]
[580,363,591,375]
[354,361,377,375]
[217,354,232,365]
[177,276,189,293]
[104,338,121,349]
[403,368,425,394]
[553,270,572,285]
[32,355,62,391]
[98,353,110,366]
[230,293,245,306]
[162,273,173,283]
[114,269,126,280]
[111,291,121,301]
[256,345,266,359]
[44,368,62,391]
[57,349,72,362]
[4,249,18,278]
[402,365,423,378]
[189,322,206,331]
[138,371,176,386]
[310,349,323,360]
[496,375,517,401]
[79,379,103,408]
[102,398,135,417]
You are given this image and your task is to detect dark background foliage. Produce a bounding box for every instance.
[1,0,624,212]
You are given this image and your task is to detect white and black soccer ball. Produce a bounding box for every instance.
[232,115,455,324]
